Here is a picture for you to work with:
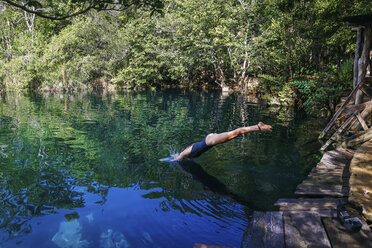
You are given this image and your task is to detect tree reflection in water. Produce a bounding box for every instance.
[0,90,323,246]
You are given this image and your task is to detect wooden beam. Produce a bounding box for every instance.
[356,112,369,130]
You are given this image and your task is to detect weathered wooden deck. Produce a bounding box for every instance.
[242,148,372,248]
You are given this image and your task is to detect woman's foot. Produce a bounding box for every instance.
[258,122,272,132]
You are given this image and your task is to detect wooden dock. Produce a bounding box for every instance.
[242,148,372,248]
[295,148,353,198]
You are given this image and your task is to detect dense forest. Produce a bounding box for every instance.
[1,0,372,115]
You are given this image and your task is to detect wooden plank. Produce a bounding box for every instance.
[275,198,343,212]
[283,211,331,247]
[308,170,348,178]
[309,170,343,177]
[299,180,344,187]
[295,185,349,197]
[274,197,347,206]
[301,174,344,181]
[323,217,372,248]
[299,178,343,186]
[310,166,344,174]
[242,211,284,248]
[296,184,348,191]
[275,198,346,205]
[319,79,366,139]
[321,151,352,165]
[295,190,348,198]
[281,210,338,218]
[318,157,348,167]
[356,112,369,130]
[275,198,346,212]
[302,173,346,181]
[326,148,354,159]
[316,161,345,170]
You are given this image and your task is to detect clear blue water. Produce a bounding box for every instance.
[0,90,323,247]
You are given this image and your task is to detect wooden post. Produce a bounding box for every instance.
[353,27,362,89]
[356,25,372,104]
[369,50,372,76]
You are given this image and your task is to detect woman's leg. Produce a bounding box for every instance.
[205,122,272,146]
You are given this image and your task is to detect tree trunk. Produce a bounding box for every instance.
[23,7,36,42]
[61,67,67,86]
[213,58,227,90]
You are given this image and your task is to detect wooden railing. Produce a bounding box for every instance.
[319,76,372,151]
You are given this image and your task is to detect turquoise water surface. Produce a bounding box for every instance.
[0,90,323,247]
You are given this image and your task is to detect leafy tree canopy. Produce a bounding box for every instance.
[0,0,164,20]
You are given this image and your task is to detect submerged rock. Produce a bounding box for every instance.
[52,220,89,248]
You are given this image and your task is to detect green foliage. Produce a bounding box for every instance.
[40,13,127,90]
[0,0,368,101]
[291,58,353,116]
[113,0,262,89]
[258,74,285,93]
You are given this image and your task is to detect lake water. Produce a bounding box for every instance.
[0,90,323,248]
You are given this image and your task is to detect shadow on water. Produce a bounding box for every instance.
[177,159,257,211]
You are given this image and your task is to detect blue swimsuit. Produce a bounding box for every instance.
[189,136,213,158]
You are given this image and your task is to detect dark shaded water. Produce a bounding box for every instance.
[0,90,324,247]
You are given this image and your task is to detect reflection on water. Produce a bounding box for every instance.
[0,90,323,247]
[52,220,89,248]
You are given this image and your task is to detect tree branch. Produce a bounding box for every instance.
[2,0,97,20]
